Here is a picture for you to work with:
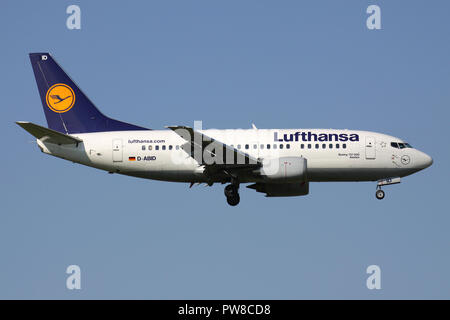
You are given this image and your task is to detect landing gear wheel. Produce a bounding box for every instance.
[376,189,385,200]
[224,184,240,206]
[226,194,240,206]
[224,185,237,198]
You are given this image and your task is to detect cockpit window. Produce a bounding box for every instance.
[391,142,413,149]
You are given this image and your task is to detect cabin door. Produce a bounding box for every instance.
[112,139,123,162]
[365,136,376,160]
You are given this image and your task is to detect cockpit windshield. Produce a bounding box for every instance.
[391,142,413,149]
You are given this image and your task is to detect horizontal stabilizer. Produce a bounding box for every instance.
[16,121,83,145]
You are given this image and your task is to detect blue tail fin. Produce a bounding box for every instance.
[29,53,149,134]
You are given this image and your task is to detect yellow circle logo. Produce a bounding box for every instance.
[46,83,75,113]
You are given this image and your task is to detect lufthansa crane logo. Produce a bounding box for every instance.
[46,83,75,113]
[401,155,410,165]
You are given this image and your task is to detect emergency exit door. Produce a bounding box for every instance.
[365,136,376,160]
[112,139,123,162]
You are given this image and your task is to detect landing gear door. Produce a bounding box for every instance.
[365,136,376,160]
[112,139,123,162]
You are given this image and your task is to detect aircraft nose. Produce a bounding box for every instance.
[416,152,433,169]
[424,154,433,168]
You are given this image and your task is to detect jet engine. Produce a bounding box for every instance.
[258,156,307,183]
[247,181,309,197]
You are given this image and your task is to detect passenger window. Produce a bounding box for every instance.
[329,144,333,149]
[301,144,304,149]
[308,144,311,149]
[162,145,166,150]
[245,144,249,150]
[260,144,264,149]
[267,144,271,149]
[273,144,277,149]
[155,145,159,150]
[148,145,152,151]
[237,144,241,149]
[322,144,326,149]
[142,145,146,151]
[169,145,173,150]
[343,144,347,149]
[176,145,179,150]
[315,144,319,149]
[253,144,257,149]
[279,144,283,149]
[336,144,339,149]
[286,144,290,149]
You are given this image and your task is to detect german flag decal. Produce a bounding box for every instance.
[129,156,136,161]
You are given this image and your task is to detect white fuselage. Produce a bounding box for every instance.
[36,128,432,184]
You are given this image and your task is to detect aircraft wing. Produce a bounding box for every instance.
[167,125,261,176]
[16,121,83,145]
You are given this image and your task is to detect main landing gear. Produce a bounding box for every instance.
[224,184,240,206]
[375,177,401,200]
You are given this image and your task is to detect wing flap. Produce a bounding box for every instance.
[16,121,83,145]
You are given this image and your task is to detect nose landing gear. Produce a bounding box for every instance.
[224,184,240,206]
[375,188,385,200]
[375,177,401,200]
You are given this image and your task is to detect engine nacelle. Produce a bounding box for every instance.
[259,156,307,183]
[247,182,309,197]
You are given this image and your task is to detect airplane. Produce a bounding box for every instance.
[17,53,433,206]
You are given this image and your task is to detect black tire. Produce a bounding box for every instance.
[224,184,237,197]
[226,194,240,206]
[376,189,385,200]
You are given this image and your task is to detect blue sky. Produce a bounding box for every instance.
[1,0,449,299]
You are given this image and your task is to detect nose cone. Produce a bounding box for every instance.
[425,154,433,167]
[416,152,433,169]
